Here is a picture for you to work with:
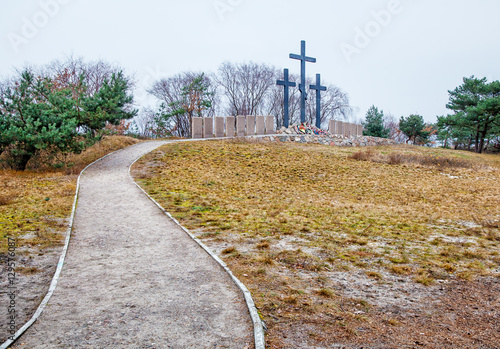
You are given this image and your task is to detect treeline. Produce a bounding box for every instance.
[362,76,500,153]
[0,57,136,170]
[1,57,355,170]
[140,62,354,138]
[438,76,500,153]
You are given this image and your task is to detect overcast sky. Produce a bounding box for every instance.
[1,0,499,123]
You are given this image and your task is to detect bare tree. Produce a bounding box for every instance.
[146,61,353,135]
[216,62,276,116]
[304,82,353,128]
[384,113,406,143]
[131,108,156,138]
[147,72,218,137]
[46,55,132,97]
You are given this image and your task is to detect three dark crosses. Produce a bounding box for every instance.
[277,40,327,128]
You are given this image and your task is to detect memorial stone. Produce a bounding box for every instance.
[256,115,265,135]
[215,117,225,138]
[350,123,357,137]
[192,117,203,139]
[337,121,344,136]
[265,115,274,134]
[226,116,235,138]
[329,120,336,135]
[357,124,364,136]
[246,115,256,136]
[236,115,246,137]
[204,117,213,138]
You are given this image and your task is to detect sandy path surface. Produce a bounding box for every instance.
[12,141,253,348]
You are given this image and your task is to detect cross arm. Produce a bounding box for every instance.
[277,80,296,87]
[310,84,327,91]
[289,54,316,63]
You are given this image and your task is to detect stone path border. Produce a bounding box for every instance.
[1,140,265,349]
[0,149,121,349]
[129,153,265,349]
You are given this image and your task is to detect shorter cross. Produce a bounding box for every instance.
[277,68,296,128]
[310,73,327,128]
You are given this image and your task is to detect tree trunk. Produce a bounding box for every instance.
[478,138,485,154]
[12,153,32,171]
[478,127,489,154]
[474,131,480,153]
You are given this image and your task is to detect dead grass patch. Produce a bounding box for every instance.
[317,288,335,298]
[16,266,41,275]
[350,147,478,169]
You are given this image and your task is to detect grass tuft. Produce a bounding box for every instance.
[317,288,335,298]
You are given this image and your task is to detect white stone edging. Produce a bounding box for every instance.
[0,145,134,349]
[128,142,266,349]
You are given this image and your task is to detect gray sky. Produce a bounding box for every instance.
[1,0,499,123]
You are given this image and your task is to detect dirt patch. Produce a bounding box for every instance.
[0,245,64,343]
[198,232,499,348]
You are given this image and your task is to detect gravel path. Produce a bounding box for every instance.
[12,141,253,348]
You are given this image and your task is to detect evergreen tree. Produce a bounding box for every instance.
[362,105,389,138]
[79,71,137,138]
[0,68,137,170]
[0,71,84,170]
[441,76,500,153]
[399,114,430,145]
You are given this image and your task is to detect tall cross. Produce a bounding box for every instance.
[276,68,296,128]
[290,40,316,123]
[309,73,327,128]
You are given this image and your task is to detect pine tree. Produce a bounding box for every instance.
[0,71,84,170]
[0,69,137,170]
[362,106,389,138]
[441,76,500,153]
[399,114,430,145]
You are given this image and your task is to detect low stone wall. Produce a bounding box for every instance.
[192,115,275,139]
[192,116,366,139]
[255,134,397,147]
[328,120,364,137]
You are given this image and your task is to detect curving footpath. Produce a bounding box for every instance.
[11,141,256,348]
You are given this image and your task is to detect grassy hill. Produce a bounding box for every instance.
[133,140,500,348]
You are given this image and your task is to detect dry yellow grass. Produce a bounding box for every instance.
[0,136,140,255]
[134,141,499,278]
[133,140,500,348]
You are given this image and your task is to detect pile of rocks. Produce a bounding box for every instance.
[277,123,331,136]
[268,123,397,147]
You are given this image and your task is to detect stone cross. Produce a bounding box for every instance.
[276,68,296,128]
[290,40,316,123]
[309,73,327,129]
